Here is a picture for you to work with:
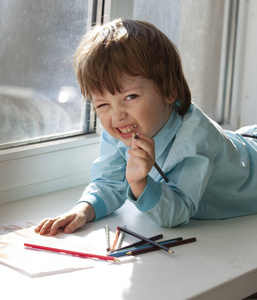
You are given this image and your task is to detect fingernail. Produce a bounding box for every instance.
[65,227,71,234]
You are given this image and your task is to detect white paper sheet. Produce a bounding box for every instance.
[0,221,133,277]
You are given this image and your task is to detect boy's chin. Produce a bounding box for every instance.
[121,139,132,147]
[112,132,133,147]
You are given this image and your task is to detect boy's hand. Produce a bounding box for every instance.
[126,133,155,199]
[34,202,95,235]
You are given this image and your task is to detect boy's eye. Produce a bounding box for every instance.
[126,94,138,100]
[96,103,108,109]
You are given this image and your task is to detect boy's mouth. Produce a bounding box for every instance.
[118,124,138,134]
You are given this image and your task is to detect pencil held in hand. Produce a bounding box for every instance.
[131,131,169,183]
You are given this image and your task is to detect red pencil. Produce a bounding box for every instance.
[24,243,119,262]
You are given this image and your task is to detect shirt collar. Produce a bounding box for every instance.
[153,110,183,158]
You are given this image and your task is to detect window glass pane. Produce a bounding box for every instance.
[0,0,94,149]
[132,0,225,121]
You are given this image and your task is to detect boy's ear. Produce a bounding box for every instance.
[165,90,177,106]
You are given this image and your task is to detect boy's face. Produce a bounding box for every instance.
[92,75,173,147]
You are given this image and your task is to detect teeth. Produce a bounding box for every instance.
[119,125,137,134]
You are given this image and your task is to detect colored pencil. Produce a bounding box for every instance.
[116,225,126,249]
[24,243,119,262]
[108,234,164,253]
[109,237,183,257]
[131,131,169,183]
[127,237,196,256]
[119,226,173,253]
[105,225,110,252]
[110,226,120,251]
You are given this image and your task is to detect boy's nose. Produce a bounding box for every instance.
[112,107,127,122]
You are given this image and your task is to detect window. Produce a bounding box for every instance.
[0,0,95,149]
[0,0,101,204]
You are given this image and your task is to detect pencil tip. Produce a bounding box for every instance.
[126,251,132,256]
[114,258,120,262]
[131,131,140,139]
[168,249,173,253]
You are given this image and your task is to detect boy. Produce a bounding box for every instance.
[36,19,257,235]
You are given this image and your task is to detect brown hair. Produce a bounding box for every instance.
[74,19,191,115]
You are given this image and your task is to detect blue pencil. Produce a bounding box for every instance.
[127,237,197,256]
[119,226,173,253]
[108,233,164,253]
[108,237,183,257]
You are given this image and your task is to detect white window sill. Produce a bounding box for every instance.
[0,133,100,205]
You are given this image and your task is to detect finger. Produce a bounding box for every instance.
[34,218,49,233]
[135,133,155,147]
[39,219,56,235]
[135,139,155,154]
[132,136,155,161]
[132,133,140,149]
[49,216,74,235]
[64,215,87,234]
[129,148,154,163]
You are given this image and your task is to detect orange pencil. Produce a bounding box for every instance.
[110,226,120,250]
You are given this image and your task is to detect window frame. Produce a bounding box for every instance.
[0,133,101,205]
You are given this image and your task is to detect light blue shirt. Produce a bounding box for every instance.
[78,103,257,227]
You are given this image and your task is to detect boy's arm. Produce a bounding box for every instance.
[76,131,128,220]
[36,131,128,235]
[127,155,213,228]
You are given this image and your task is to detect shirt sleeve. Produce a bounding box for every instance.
[77,131,128,220]
[127,154,213,227]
